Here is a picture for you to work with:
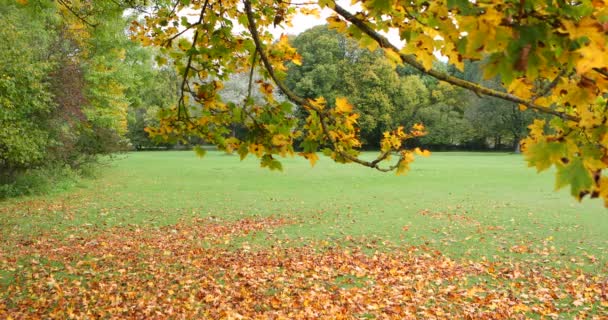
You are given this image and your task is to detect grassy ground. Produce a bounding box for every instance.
[1,151,607,318]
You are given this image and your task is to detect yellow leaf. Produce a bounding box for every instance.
[308,97,326,110]
[271,134,289,146]
[383,48,402,66]
[396,151,415,175]
[248,143,265,157]
[278,34,290,46]
[335,97,353,113]
[327,16,347,33]
[299,152,319,167]
[512,303,530,313]
[359,35,378,52]
[412,123,425,131]
[299,7,320,18]
[575,43,608,74]
[443,42,464,71]
[401,34,435,70]
[420,52,434,71]
[414,147,431,157]
[259,82,274,96]
[291,53,302,66]
[507,78,533,100]
[528,119,546,139]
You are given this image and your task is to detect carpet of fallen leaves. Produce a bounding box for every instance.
[1,216,607,319]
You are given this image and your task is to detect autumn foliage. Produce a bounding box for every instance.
[2,216,607,319]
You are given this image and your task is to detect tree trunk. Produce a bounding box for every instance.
[513,138,521,154]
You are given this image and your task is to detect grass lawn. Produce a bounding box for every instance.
[1,151,607,318]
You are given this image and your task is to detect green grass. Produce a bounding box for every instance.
[1,151,607,271]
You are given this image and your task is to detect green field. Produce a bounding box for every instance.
[1,151,607,318]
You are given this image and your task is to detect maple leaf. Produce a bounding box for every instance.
[327,15,347,33]
[335,97,353,113]
[555,157,593,199]
[524,141,566,172]
[298,152,319,167]
[291,53,302,66]
[414,147,431,157]
[192,145,208,158]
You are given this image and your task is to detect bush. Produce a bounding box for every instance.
[0,165,83,199]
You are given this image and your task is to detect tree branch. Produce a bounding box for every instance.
[594,68,608,79]
[56,0,98,28]
[531,68,568,101]
[243,0,404,172]
[163,23,199,47]
[246,52,258,104]
[177,0,209,119]
[331,3,579,122]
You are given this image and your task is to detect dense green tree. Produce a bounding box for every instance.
[461,61,539,152]
[124,45,179,150]
[0,1,57,182]
[0,0,164,195]
[287,26,472,148]
[287,26,436,148]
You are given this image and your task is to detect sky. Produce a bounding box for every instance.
[176,0,405,49]
[265,1,405,48]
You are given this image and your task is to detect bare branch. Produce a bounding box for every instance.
[246,52,257,104]
[163,23,199,46]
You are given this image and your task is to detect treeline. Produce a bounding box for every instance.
[285,26,542,152]
[0,1,174,197]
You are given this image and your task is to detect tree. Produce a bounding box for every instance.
[457,61,536,152]
[0,1,58,183]
[131,0,608,204]
[287,26,425,148]
[286,25,472,149]
[0,0,149,193]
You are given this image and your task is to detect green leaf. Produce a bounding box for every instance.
[300,140,318,153]
[555,157,592,199]
[193,145,207,158]
[238,143,248,160]
[261,154,283,171]
[525,141,565,172]
[447,0,478,15]
[369,0,391,12]
[180,16,189,27]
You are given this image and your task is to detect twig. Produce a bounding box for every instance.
[531,69,567,101]
[594,68,608,79]
[177,0,209,119]
[56,0,98,28]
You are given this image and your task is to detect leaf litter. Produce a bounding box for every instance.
[1,216,606,319]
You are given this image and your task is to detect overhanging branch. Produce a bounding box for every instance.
[177,0,209,120]
[332,3,579,122]
[243,0,403,172]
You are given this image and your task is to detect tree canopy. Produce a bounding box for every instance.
[0,0,176,197]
